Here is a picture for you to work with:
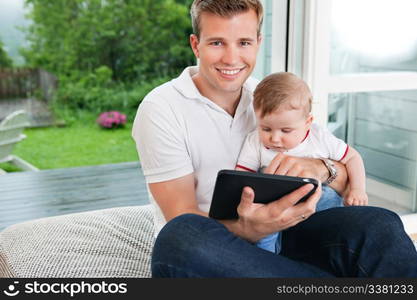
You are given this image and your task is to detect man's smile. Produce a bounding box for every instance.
[216,67,246,78]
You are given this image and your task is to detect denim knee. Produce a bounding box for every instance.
[151,214,224,277]
[152,214,210,258]
[360,207,404,235]
[352,206,400,227]
[329,206,406,246]
[340,207,416,277]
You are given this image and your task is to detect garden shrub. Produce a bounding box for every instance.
[53,66,167,121]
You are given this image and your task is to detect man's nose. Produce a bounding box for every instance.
[222,45,239,65]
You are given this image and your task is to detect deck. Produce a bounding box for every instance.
[0,161,150,231]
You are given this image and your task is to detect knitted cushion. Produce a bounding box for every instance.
[0,205,155,278]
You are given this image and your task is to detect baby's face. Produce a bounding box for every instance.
[256,108,312,152]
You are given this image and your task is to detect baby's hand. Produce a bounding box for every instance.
[344,189,368,206]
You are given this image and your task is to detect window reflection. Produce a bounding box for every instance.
[331,0,417,75]
[329,91,417,213]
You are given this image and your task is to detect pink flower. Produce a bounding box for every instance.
[97,111,127,129]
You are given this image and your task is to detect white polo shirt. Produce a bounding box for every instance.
[237,123,349,173]
[132,66,258,235]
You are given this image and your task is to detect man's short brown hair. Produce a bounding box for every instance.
[190,0,263,38]
[254,72,313,118]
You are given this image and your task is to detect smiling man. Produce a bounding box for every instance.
[190,8,260,115]
[132,0,417,277]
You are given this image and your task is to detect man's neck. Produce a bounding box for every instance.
[192,74,242,117]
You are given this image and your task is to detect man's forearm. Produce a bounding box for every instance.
[327,160,348,195]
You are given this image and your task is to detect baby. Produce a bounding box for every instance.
[236,72,368,253]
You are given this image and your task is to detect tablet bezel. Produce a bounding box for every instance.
[209,169,318,219]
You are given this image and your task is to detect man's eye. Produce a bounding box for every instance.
[241,41,251,46]
[282,129,292,133]
[211,41,222,46]
[261,128,271,132]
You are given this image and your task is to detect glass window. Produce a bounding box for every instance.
[253,0,288,79]
[253,0,273,79]
[288,0,305,77]
[329,90,417,213]
[330,0,417,75]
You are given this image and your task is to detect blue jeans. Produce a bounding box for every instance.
[152,206,417,277]
[256,185,344,253]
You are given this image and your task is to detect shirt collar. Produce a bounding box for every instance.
[171,66,201,100]
[172,66,259,116]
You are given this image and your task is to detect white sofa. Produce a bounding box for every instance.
[0,205,155,277]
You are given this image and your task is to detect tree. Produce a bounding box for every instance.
[0,39,13,67]
[22,0,194,82]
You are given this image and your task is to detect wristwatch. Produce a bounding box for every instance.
[320,158,337,185]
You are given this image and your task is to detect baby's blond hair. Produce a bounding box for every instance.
[254,72,312,118]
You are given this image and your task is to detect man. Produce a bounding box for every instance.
[133,0,417,277]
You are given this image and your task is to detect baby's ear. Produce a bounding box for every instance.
[306,113,313,125]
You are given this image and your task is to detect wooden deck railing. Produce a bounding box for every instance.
[0,161,148,231]
[0,68,57,101]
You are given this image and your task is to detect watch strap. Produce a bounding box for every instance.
[320,158,337,185]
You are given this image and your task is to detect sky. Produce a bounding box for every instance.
[0,0,30,65]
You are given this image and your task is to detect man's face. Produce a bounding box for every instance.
[190,10,261,97]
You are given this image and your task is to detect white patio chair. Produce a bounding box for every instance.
[0,110,39,174]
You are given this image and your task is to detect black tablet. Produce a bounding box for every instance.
[209,169,319,219]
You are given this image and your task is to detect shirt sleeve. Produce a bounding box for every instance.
[236,130,261,172]
[318,125,349,161]
[132,100,193,183]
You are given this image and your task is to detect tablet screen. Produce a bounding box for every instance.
[209,170,318,219]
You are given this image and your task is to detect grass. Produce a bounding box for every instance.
[0,115,139,172]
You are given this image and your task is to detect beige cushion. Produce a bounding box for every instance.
[0,205,155,278]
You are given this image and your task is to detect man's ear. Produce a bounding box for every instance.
[190,34,200,58]
[257,34,263,46]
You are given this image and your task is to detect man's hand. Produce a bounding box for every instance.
[263,152,348,195]
[263,152,326,180]
[221,183,322,243]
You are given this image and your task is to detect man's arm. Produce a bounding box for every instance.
[148,173,207,222]
[263,153,348,195]
[133,100,203,220]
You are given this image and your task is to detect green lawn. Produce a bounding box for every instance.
[0,121,139,172]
